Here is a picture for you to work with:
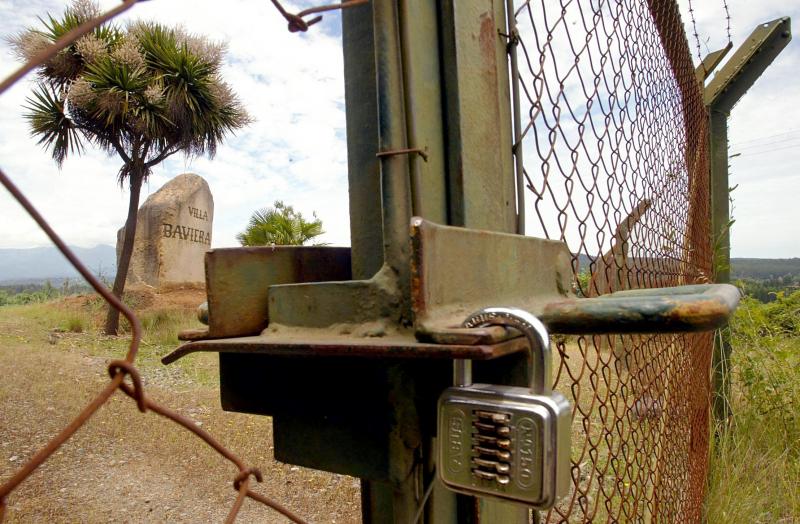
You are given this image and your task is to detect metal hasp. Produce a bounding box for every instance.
[705,17,791,422]
[162,2,743,522]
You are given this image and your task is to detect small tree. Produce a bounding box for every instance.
[237,201,325,246]
[10,1,250,334]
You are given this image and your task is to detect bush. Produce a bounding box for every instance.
[705,290,800,522]
[729,292,799,446]
[64,316,85,333]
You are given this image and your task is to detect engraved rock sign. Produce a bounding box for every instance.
[117,173,213,287]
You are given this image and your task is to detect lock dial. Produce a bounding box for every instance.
[472,410,513,484]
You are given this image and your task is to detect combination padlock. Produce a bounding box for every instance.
[437,307,571,508]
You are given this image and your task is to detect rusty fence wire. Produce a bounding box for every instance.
[507,0,713,522]
[0,0,345,522]
[2,0,717,522]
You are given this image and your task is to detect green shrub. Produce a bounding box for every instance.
[64,316,84,333]
[706,290,800,522]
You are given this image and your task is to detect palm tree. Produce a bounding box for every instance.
[237,201,325,246]
[10,0,250,334]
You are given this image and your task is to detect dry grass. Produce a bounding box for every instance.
[0,292,361,523]
[703,297,800,524]
[6,289,794,523]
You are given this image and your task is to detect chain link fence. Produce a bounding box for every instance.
[0,1,328,522]
[508,1,713,521]
[1,0,716,522]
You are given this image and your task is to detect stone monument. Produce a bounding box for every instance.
[117,173,213,287]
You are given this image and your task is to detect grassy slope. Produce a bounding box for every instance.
[0,295,360,523]
[2,290,798,523]
[704,294,800,523]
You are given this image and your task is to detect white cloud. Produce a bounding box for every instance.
[0,0,796,259]
[677,0,800,257]
[0,0,350,249]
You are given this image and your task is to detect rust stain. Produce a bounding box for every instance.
[538,286,736,334]
[409,221,427,320]
[478,12,497,69]
[669,298,723,328]
[161,334,530,364]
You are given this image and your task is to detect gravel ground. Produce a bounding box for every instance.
[0,304,361,523]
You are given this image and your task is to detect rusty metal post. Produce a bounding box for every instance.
[709,109,733,423]
[439,1,528,522]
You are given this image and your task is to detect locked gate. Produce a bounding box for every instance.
[163,1,786,523]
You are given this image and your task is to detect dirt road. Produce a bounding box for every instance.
[0,301,361,523]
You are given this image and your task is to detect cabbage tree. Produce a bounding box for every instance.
[10,0,250,334]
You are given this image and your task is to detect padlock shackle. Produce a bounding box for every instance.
[453,359,472,387]
[462,307,552,395]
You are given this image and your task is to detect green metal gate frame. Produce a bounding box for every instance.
[163,2,786,522]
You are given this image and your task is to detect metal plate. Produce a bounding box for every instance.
[203,246,351,338]
[162,331,532,364]
[410,217,573,341]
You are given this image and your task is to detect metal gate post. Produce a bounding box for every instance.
[703,17,791,423]
[439,2,529,521]
[342,0,527,520]
[709,109,733,423]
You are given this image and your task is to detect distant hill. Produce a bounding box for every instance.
[574,254,799,281]
[0,245,116,284]
[729,258,800,280]
[0,245,795,285]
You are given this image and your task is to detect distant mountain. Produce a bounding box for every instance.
[1,244,793,285]
[0,245,116,284]
[729,258,800,280]
[573,254,799,280]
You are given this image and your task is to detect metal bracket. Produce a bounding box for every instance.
[166,218,739,364]
[695,43,733,84]
[705,17,792,113]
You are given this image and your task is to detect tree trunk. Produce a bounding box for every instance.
[103,169,144,335]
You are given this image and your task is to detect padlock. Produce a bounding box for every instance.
[437,307,571,508]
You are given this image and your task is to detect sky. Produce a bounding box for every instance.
[0,0,797,258]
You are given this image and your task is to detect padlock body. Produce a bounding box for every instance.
[438,383,571,508]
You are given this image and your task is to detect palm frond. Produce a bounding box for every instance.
[15,9,249,179]
[29,1,121,87]
[24,83,84,166]
[37,0,119,43]
[237,202,325,247]
[82,57,149,127]
[137,23,247,158]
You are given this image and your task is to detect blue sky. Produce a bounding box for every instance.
[0,0,797,258]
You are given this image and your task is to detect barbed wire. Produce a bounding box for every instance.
[0,2,314,522]
[723,0,732,43]
[687,0,704,64]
